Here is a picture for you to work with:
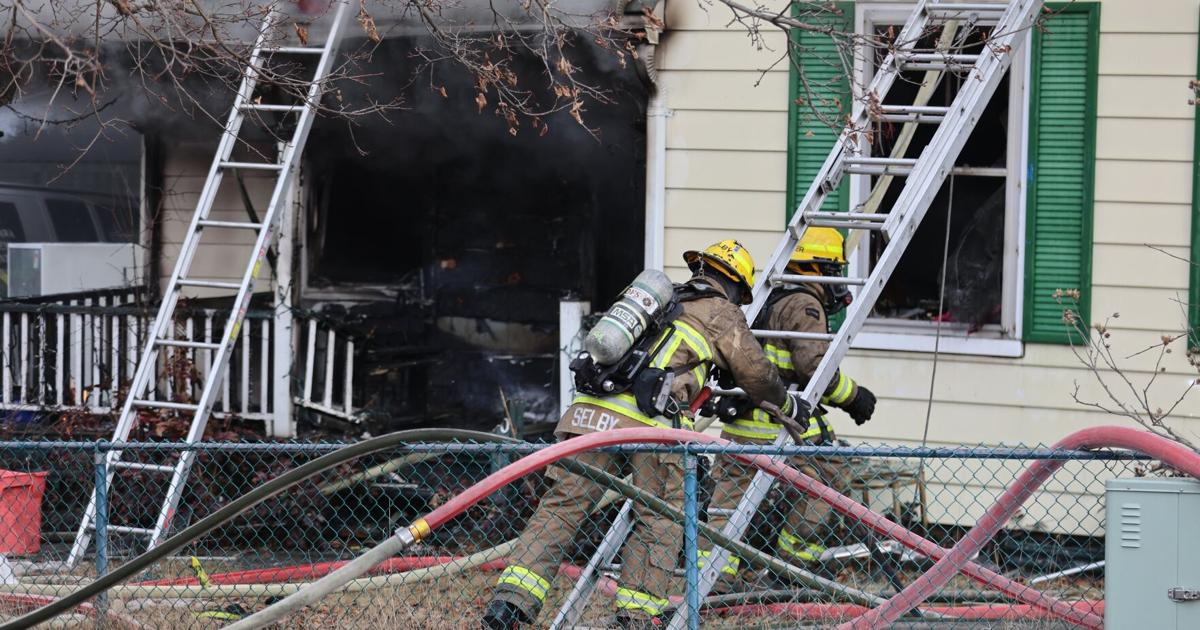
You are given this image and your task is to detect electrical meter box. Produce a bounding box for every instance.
[1106,478,1200,629]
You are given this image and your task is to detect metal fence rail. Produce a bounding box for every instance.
[0,439,1147,628]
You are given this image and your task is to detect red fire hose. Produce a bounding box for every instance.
[408,427,1116,628]
[841,425,1200,629]
[121,425,1192,629]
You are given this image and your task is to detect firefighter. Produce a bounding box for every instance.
[482,240,809,630]
[704,228,876,572]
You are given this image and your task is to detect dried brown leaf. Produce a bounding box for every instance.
[570,99,584,126]
[358,1,381,43]
[556,56,574,76]
[642,6,665,31]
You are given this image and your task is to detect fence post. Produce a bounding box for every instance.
[93,441,109,627]
[681,445,700,630]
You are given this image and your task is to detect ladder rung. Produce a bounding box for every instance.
[240,103,305,113]
[198,219,263,230]
[707,508,736,516]
[843,157,917,176]
[219,161,284,171]
[750,330,835,342]
[132,399,200,411]
[877,105,949,124]
[926,3,1008,14]
[156,339,221,351]
[111,461,176,474]
[907,53,981,64]
[902,61,984,72]
[177,279,242,290]
[263,46,326,55]
[96,525,155,536]
[770,274,867,287]
[879,113,945,124]
[880,105,950,115]
[807,219,890,232]
[845,157,916,167]
[805,211,887,222]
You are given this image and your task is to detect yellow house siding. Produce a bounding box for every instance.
[659,0,792,279]
[159,143,275,298]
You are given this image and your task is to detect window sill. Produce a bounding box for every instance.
[850,331,1024,358]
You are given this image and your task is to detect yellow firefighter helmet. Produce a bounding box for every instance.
[789,227,846,269]
[683,239,756,303]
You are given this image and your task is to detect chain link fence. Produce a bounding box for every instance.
[0,438,1146,628]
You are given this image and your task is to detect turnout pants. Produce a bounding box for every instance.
[492,441,686,621]
[706,428,852,566]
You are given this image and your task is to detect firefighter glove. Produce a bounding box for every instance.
[764,393,811,443]
[842,385,876,426]
[710,395,753,422]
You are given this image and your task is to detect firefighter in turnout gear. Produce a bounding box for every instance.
[482,240,809,630]
[704,228,877,571]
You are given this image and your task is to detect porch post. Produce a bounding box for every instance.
[558,300,589,417]
[271,167,299,438]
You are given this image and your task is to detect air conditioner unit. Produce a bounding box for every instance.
[1106,477,1200,629]
[7,243,144,298]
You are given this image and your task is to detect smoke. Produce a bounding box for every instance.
[304,32,646,311]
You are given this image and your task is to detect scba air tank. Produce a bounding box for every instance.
[584,269,675,365]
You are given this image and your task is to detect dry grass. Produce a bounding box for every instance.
[1,564,1101,629]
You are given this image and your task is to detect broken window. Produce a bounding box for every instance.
[296,37,647,430]
[849,11,1025,350]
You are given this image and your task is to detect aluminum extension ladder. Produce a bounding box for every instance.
[552,1,1044,627]
[67,1,352,567]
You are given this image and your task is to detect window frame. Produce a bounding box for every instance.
[845,2,1030,358]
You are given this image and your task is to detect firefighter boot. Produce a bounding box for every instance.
[481,599,531,630]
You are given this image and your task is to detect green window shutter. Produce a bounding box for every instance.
[1023,2,1100,344]
[786,3,854,221]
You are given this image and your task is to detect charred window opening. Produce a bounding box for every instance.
[300,37,647,432]
[858,21,1019,336]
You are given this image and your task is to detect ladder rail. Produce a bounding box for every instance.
[146,0,353,550]
[65,7,285,567]
[68,0,352,566]
[548,501,635,630]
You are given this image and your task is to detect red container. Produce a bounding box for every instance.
[0,470,48,555]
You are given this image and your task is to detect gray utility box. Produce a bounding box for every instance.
[1106,478,1200,629]
[7,243,143,298]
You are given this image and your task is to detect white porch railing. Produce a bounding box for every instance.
[295,317,361,424]
[0,299,362,428]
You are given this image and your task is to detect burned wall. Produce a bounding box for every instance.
[302,36,648,432]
